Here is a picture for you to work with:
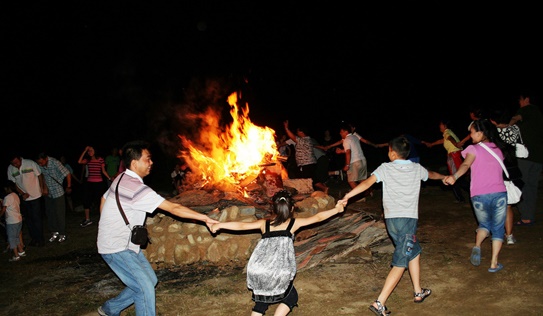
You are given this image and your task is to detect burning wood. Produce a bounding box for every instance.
[178,92,286,196]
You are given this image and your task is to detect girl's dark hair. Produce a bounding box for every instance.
[389,136,411,159]
[271,189,295,226]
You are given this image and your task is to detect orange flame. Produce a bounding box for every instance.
[180,92,279,190]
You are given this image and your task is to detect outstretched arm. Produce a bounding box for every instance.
[293,202,344,230]
[338,175,377,205]
[210,219,264,233]
[159,200,220,231]
[283,120,297,142]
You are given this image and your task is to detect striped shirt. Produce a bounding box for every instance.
[372,160,429,219]
[97,169,165,254]
[86,158,106,183]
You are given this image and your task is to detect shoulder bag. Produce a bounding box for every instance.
[115,173,150,246]
[479,143,522,204]
[515,129,529,158]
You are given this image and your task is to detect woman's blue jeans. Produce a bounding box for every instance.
[101,250,158,316]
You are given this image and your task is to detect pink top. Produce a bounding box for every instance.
[86,158,106,183]
[461,143,506,197]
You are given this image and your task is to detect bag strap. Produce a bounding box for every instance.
[478,143,509,179]
[115,173,130,226]
[517,128,524,144]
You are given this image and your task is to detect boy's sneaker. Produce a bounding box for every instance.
[80,219,93,227]
[57,235,67,243]
[506,234,516,245]
[97,306,108,316]
[49,232,59,242]
[18,251,26,257]
[9,256,21,262]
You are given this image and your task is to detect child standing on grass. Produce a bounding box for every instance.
[338,136,449,316]
[211,190,344,316]
[1,181,26,262]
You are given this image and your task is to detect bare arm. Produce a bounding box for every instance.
[101,164,111,181]
[428,170,448,182]
[99,197,106,214]
[423,139,444,148]
[326,139,343,150]
[283,121,297,142]
[446,135,462,149]
[210,219,265,233]
[355,133,377,148]
[458,134,471,147]
[159,200,220,230]
[338,175,378,204]
[78,147,89,164]
[444,153,475,185]
[293,203,344,230]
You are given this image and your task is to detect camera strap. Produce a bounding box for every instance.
[115,173,130,226]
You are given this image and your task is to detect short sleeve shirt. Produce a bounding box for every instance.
[97,169,165,254]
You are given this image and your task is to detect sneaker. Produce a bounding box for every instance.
[18,251,26,257]
[80,219,93,227]
[506,234,516,245]
[49,232,59,242]
[97,306,108,316]
[9,256,21,262]
[57,235,67,243]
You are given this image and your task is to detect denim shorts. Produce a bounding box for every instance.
[471,192,507,242]
[386,217,422,268]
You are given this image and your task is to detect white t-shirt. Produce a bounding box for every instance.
[7,158,42,201]
[343,134,365,164]
[2,192,22,224]
[97,169,165,254]
[372,160,429,219]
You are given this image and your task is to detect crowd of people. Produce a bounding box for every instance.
[2,91,543,315]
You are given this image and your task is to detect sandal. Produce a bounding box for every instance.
[414,288,431,303]
[369,300,391,315]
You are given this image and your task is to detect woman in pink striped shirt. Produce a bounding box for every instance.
[78,146,111,227]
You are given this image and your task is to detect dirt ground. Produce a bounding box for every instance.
[1,177,543,316]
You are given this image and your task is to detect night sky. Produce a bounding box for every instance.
[3,2,542,184]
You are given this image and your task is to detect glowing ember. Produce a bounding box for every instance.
[179,92,280,190]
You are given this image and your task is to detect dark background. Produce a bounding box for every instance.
[3,2,542,188]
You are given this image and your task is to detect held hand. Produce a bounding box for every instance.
[443,176,455,185]
[336,202,345,213]
[210,223,220,233]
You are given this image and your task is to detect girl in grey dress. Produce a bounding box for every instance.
[211,190,344,316]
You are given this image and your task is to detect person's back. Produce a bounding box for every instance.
[339,136,445,315]
[211,189,344,316]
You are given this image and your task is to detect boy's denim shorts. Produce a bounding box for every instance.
[386,217,422,268]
